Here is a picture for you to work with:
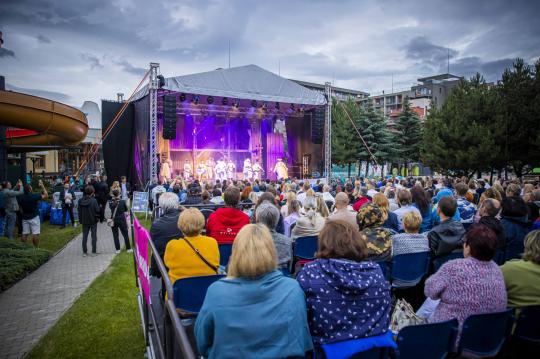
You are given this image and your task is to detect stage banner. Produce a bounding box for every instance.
[133,216,151,305]
[131,191,149,213]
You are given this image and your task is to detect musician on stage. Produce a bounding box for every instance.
[215,158,227,182]
[196,162,207,181]
[183,159,192,180]
[226,159,236,181]
[243,158,253,181]
[160,157,172,182]
[205,156,216,180]
[273,158,288,180]
[252,161,264,181]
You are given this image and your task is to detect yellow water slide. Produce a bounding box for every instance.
[0,90,88,148]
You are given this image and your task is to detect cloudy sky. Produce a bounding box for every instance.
[1,0,539,107]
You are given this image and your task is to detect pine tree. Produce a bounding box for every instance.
[331,99,362,177]
[364,103,394,175]
[394,98,423,171]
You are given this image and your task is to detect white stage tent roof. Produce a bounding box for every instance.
[132,64,327,106]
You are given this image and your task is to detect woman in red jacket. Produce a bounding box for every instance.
[206,186,250,244]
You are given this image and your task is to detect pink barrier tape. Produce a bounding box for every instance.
[133,216,151,305]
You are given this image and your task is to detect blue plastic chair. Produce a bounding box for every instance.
[376,261,390,280]
[218,243,233,267]
[173,275,225,315]
[432,251,464,272]
[396,319,458,359]
[390,252,430,288]
[320,331,396,359]
[293,236,318,260]
[458,309,514,357]
[513,305,540,344]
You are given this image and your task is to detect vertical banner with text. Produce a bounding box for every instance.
[133,216,151,305]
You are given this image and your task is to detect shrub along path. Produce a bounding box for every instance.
[0,221,118,359]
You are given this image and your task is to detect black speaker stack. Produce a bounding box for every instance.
[162,95,177,139]
[310,107,325,144]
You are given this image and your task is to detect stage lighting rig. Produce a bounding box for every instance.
[207,96,214,104]
[275,102,280,110]
[233,99,240,108]
[192,95,200,104]
[222,97,228,105]
[179,93,186,102]
[157,75,165,88]
[290,103,295,110]
[251,99,257,108]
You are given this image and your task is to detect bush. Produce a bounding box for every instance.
[0,238,50,291]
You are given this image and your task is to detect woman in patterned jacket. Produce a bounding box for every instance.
[356,203,393,262]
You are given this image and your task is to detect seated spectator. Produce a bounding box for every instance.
[210,188,224,205]
[296,181,312,207]
[206,186,250,244]
[423,224,507,342]
[385,188,399,212]
[254,192,285,234]
[292,196,325,237]
[428,196,465,258]
[182,183,203,205]
[328,192,357,228]
[322,184,335,205]
[431,188,461,225]
[200,190,216,210]
[151,180,167,205]
[455,182,477,224]
[150,192,183,277]
[474,187,503,222]
[501,184,530,260]
[255,201,292,269]
[357,203,392,262]
[297,220,391,345]
[316,194,330,218]
[195,224,312,358]
[372,193,399,233]
[525,189,540,225]
[501,230,540,307]
[411,186,434,233]
[280,191,297,217]
[164,208,219,284]
[477,198,505,249]
[352,187,370,212]
[392,211,429,256]
[283,199,301,237]
[393,189,421,231]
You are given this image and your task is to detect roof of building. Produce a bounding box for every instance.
[132,64,326,105]
[290,79,369,96]
[417,73,463,82]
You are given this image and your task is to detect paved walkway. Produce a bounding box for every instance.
[0,221,121,359]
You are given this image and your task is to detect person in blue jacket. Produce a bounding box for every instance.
[195,224,313,359]
[431,188,461,225]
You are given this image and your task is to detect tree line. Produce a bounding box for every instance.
[331,58,540,178]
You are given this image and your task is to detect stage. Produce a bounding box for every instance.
[103,64,330,187]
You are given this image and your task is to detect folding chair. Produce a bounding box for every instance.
[513,305,540,344]
[390,252,430,289]
[173,275,225,316]
[293,235,318,267]
[396,319,458,359]
[458,309,514,357]
[432,251,464,272]
[199,208,215,225]
[218,243,233,267]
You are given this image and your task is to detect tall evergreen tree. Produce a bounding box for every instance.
[364,102,395,175]
[331,98,362,177]
[394,98,423,170]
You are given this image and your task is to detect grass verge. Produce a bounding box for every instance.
[0,222,82,291]
[27,252,146,359]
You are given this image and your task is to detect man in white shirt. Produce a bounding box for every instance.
[393,189,421,231]
[322,184,335,205]
[296,182,312,206]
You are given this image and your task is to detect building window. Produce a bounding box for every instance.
[35,155,46,168]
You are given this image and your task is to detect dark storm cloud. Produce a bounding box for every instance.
[450,57,516,83]
[405,37,458,68]
[114,59,146,76]
[6,83,71,103]
[36,34,51,43]
[0,48,16,58]
[80,53,103,70]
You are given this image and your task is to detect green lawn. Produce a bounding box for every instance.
[0,222,81,291]
[27,252,146,359]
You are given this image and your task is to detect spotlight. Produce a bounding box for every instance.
[157,74,165,88]
[179,93,186,102]
[222,97,228,105]
[207,96,214,104]
[234,99,240,108]
[290,103,295,110]
[275,102,280,110]
[192,95,200,104]
[251,99,257,108]
[262,102,267,110]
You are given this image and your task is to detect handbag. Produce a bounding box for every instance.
[107,201,119,227]
[182,237,219,273]
[390,298,427,332]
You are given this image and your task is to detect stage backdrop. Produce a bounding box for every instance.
[102,100,135,186]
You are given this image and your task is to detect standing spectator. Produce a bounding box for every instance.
[455,182,477,224]
[108,189,131,254]
[18,181,48,247]
[95,175,110,223]
[501,230,540,307]
[164,208,219,283]
[357,203,392,262]
[328,192,357,228]
[150,192,182,277]
[391,211,429,256]
[206,186,250,244]
[2,180,23,239]
[120,176,131,206]
[255,201,292,270]
[423,224,507,344]
[78,185,101,257]
[195,224,313,358]
[393,189,421,231]
[59,182,76,228]
[297,220,391,345]
[428,196,465,258]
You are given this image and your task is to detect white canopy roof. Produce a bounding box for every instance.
[132,64,327,105]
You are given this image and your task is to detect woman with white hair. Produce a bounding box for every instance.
[256,201,292,269]
[292,196,326,237]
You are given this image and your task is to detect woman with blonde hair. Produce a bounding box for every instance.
[292,196,325,237]
[316,194,330,218]
[372,193,399,232]
[195,224,313,358]
[281,191,297,217]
